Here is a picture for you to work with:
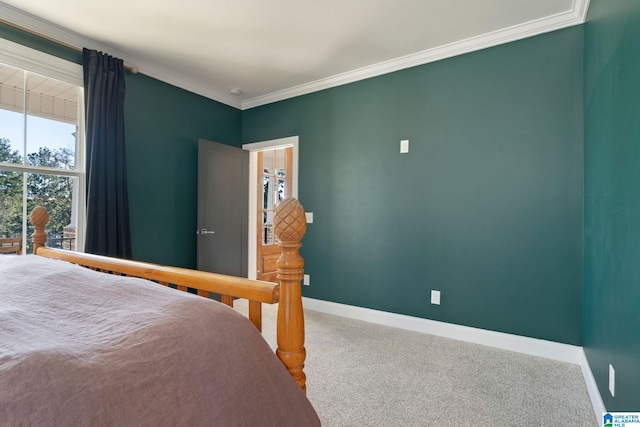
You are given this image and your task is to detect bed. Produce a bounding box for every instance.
[0,198,320,426]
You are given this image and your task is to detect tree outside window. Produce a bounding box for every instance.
[0,62,83,253]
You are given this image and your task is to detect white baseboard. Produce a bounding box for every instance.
[578,348,607,418]
[302,297,582,362]
[301,297,605,420]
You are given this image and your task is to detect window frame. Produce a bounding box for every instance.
[0,38,85,252]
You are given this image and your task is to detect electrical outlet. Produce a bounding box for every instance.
[303,274,310,286]
[431,290,441,305]
[609,364,615,397]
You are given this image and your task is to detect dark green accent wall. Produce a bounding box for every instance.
[243,28,585,344]
[583,0,640,411]
[0,23,242,269]
[124,75,241,268]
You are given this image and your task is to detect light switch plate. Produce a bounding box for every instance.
[400,139,409,153]
[305,212,313,223]
[431,290,441,305]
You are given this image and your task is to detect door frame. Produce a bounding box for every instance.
[242,136,299,280]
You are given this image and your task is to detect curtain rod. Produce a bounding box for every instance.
[0,17,139,74]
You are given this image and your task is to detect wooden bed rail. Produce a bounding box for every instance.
[34,246,279,300]
[29,206,277,328]
[30,197,309,393]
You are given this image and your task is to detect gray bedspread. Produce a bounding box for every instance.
[0,255,320,426]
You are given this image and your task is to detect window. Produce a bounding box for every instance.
[0,39,84,254]
[261,147,290,245]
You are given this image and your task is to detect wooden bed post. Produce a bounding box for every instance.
[273,197,308,394]
[30,206,49,254]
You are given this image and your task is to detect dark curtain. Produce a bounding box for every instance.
[83,48,131,258]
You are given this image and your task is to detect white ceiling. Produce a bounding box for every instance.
[0,0,589,110]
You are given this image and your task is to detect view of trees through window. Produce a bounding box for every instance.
[0,62,82,253]
[0,137,75,251]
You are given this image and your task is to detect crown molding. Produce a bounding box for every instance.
[242,0,590,109]
[576,0,592,22]
[1,1,589,112]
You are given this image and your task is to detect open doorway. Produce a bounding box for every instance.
[242,136,299,281]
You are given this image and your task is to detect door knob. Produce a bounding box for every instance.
[196,228,215,235]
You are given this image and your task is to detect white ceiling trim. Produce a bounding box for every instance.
[1,1,590,112]
[243,0,590,109]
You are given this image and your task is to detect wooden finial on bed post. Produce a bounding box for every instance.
[274,197,308,394]
[30,206,49,254]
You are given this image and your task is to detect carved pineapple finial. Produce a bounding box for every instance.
[30,206,49,253]
[273,197,308,393]
[30,206,49,229]
[274,197,306,243]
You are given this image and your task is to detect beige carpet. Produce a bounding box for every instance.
[234,300,597,427]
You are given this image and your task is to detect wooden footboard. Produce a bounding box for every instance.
[30,197,308,393]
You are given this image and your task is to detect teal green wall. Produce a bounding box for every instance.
[583,0,640,411]
[0,23,242,269]
[243,28,585,344]
[124,75,240,268]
